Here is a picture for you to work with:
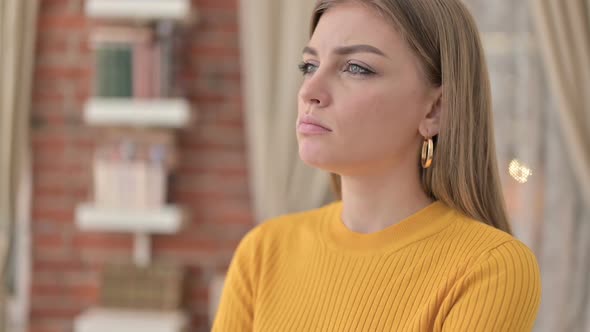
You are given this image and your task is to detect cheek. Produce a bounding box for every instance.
[334,87,427,170]
[340,89,417,146]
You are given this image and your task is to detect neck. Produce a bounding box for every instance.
[340,162,432,234]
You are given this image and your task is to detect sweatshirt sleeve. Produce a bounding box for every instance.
[441,240,542,332]
[211,227,261,332]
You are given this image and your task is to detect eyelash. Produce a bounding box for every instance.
[298,62,317,75]
[297,61,375,76]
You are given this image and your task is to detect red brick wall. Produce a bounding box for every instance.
[30,0,252,331]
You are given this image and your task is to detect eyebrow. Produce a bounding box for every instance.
[302,44,387,58]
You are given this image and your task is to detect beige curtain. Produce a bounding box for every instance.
[0,0,38,331]
[238,0,333,222]
[528,1,590,331]
[461,0,590,330]
[530,0,590,205]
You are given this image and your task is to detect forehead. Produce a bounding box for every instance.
[309,2,403,55]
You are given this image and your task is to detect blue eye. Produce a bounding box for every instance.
[345,63,374,76]
[298,62,317,75]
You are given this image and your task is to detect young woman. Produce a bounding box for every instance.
[213,0,542,331]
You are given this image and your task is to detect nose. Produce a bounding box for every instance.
[298,71,332,110]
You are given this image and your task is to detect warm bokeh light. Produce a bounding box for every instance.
[508,159,533,184]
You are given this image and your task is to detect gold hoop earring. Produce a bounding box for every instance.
[421,137,434,169]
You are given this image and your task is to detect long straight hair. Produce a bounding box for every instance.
[312,0,512,234]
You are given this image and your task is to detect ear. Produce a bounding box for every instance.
[419,87,443,138]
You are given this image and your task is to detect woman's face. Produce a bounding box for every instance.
[296,2,440,176]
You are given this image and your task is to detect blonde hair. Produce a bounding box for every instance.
[312,0,512,234]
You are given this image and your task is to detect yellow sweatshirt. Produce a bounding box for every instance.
[212,200,541,331]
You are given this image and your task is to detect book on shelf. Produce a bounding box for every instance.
[94,42,138,97]
[93,136,172,210]
[90,24,178,99]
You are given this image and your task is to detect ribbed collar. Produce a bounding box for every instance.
[320,200,457,255]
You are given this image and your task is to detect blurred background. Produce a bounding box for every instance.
[0,0,588,331]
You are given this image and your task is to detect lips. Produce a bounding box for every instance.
[298,122,331,134]
[298,114,332,133]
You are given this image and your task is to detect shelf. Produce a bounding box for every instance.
[75,203,185,234]
[84,98,192,128]
[85,0,194,22]
[74,308,188,332]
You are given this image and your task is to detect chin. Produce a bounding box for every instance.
[298,143,338,172]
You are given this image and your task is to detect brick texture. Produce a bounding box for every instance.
[30,0,252,331]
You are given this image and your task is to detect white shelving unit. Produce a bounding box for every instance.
[74,308,188,332]
[76,203,184,234]
[85,0,196,22]
[77,95,190,266]
[75,203,186,267]
[78,2,195,331]
[84,98,192,128]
